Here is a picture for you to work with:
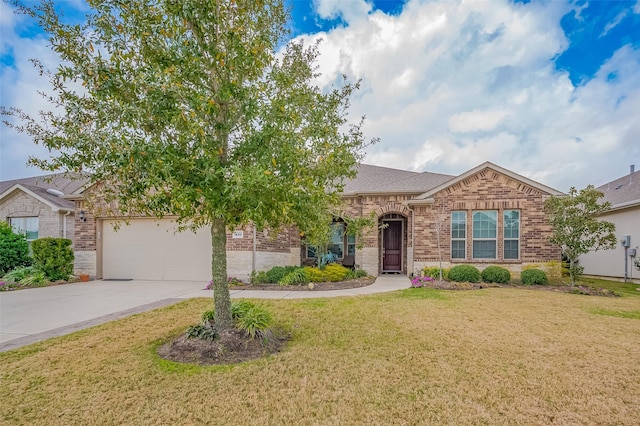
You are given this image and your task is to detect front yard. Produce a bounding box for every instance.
[1,287,639,424]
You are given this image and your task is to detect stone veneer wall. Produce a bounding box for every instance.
[0,191,74,242]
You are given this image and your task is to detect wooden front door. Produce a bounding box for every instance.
[382,221,402,272]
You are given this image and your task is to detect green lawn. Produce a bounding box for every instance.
[1,287,639,425]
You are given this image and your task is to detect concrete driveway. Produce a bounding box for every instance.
[0,275,409,352]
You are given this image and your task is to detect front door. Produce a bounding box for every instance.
[382,220,402,272]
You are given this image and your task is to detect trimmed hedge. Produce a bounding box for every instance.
[448,264,481,283]
[31,238,74,281]
[521,268,548,285]
[0,222,31,275]
[481,266,511,284]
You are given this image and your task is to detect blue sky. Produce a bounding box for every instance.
[1,0,640,191]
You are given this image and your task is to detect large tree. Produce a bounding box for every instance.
[2,0,374,329]
[544,185,617,285]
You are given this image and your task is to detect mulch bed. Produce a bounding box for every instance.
[158,328,289,366]
[229,276,375,291]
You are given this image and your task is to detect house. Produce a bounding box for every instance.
[70,161,564,281]
[580,165,640,282]
[0,173,88,251]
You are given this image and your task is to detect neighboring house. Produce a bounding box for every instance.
[581,165,640,282]
[0,173,88,249]
[73,161,564,281]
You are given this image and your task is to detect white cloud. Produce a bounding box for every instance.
[314,0,372,23]
[601,10,628,37]
[295,0,640,191]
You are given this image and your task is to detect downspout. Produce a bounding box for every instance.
[63,210,71,239]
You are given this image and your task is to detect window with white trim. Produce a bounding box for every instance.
[503,210,520,259]
[472,211,497,259]
[9,217,39,242]
[451,211,466,259]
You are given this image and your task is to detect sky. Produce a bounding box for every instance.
[1,0,639,192]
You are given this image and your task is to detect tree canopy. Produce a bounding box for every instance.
[2,0,375,328]
[544,185,617,284]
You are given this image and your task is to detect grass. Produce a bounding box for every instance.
[576,276,640,297]
[2,288,640,425]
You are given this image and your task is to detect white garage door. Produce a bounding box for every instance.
[102,219,212,281]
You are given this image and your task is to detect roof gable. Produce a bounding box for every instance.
[0,172,89,195]
[414,162,564,200]
[0,184,75,211]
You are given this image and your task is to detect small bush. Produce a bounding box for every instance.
[278,268,309,286]
[448,265,481,283]
[19,270,47,286]
[265,266,298,284]
[235,305,273,339]
[0,222,31,275]
[250,270,269,284]
[521,269,548,285]
[411,275,434,288]
[304,266,327,282]
[186,323,218,341]
[201,309,215,323]
[31,238,74,281]
[422,267,449,281]
[323,263,349,282]
[344,269,368,280]
[481,266,511,284]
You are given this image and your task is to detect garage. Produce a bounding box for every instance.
[101,218,212,281]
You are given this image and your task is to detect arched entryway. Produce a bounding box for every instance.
[379,213,407,274]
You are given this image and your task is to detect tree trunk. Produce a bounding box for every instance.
[211,218,233,330]
[569,257,576,287]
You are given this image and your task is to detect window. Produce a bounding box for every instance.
[327,222,345,258]
[9,217,39,242]
[472,211,497,259]
[306,221,354,259]
[347,234,356,256]
[503,210,520,259]
[451,211,466,259]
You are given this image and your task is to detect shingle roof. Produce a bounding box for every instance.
[596,168,640,207]
[342,164,454,195]
[0,172,89,210]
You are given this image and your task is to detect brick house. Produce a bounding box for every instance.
[66,161,563,281]
[0,173,88,248]
[580,165,640,282]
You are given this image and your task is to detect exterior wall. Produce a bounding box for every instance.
[412,169,561,274]
[341,195,416,276]
[0,190,74,243]
[580,205,640,282]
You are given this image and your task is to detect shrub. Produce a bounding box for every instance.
[521,269,548,285]
[3,266,36,283]
[344,269,368,280]
[323,263,349,282]
[236,305,273,338]
[304,266,327,282]
[278,268,309,286]
[250,270,269,284]
[0,222,31,275]
[448,264,481,283]
[422,266,449,281]
[19,270,47,286]
[186,323,218,341]
[31,238,74,281]
[481,266,511,284]
[201,309,215,323]
[265,266,298,284]
[231,300,255,319]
